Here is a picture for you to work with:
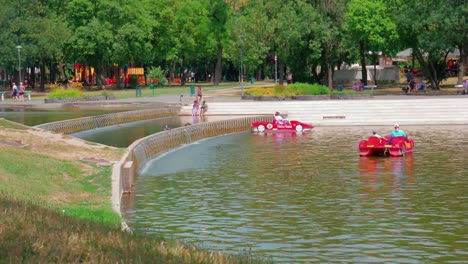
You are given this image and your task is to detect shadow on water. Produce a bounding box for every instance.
[123,125,468,263]
[72,116,196,148]
[0,107,126,126]
[72,115,245,148]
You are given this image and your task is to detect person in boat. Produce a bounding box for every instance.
[274,111,290,125]
[390,124,407,138]
[372,130,383,138]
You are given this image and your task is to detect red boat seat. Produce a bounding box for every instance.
[368,136,385,146]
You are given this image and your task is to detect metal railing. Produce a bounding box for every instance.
[116,115,271,201]
[35,107,180,134]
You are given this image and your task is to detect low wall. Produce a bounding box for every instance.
[334,66,400,85]
[44,96,117,103]
[35,107,180,134]
[113,115,271,213]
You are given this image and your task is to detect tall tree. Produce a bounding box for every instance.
[311,0,347,88]
[344,0,398,85]
[210,0,230,85]
[64,0,115,87]
[395,0,466,89]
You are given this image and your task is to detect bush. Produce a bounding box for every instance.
[48,88,84,99]
[148,66,167,86]
[245,83,330,97]
[289,82,331,95]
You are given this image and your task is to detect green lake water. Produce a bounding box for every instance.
[124,125,468,263]
[0,107,124,126]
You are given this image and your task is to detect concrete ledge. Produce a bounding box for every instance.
[45,96,117,103]
[35,107,180,134]
[114,115,271,214]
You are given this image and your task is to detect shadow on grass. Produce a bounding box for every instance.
[0,193,273,263]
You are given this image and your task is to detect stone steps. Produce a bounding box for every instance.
[180,97,468,126]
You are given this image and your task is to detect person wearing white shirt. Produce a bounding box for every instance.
[274,111,290,125]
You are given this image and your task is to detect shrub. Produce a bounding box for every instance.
[289,82,331,95]
[129,75,139,89]
[245,83,330,97]
[244,87,273,96]
[70,82,83,88]
[48,83,60,90]
[148,66,167,86]
[48,88,84,99]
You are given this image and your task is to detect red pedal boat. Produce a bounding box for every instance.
[358,135,414,157]
[251,119,313,133]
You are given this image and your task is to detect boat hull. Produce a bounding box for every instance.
[359,136,414,157]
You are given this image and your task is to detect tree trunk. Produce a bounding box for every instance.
[457,46,464,84]
[373,54,378,85]
[279,61,285,85]
[57,60,66,82]
[214,44,223,85]
[169,61,175,87]
[30,69,35,90]
[327,62,333,90]
[40,61,46,92]
[256,66,262,82]
[359,41,367,85]
[359,41,368,86]
[116,65,122,89]
[181,59,186,86]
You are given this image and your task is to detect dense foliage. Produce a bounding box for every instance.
[245,83,331,96]
[48,88,84,99]
[0,0,465,90]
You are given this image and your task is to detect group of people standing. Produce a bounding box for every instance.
[404,71,427,95]
[11,82,26,101]
[192,86,208,117]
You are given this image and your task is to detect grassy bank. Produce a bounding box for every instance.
[0,121,271,263]
[21,81,248,101]
[0,120,123,225]
[0,194,270,263]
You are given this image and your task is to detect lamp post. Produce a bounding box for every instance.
[239,35,244,97]
[274,53,277,84]
[16,45,22,83]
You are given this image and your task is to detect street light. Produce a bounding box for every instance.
[274,53,277,84]
[16,45,22,83]
[239,35,244,97]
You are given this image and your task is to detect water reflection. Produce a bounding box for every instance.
[125,126,468,263]
[72,116,195,148]
[359,155,414,193]
[0,107,125,126]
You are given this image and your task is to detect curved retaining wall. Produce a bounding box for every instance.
[113,115,271,213]
[35,107,180,134]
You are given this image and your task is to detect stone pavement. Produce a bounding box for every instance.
[1,87,467,126]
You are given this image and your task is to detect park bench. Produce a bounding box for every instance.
[363,85,377,91]
[25,90,32,100]
[455,81,467,94]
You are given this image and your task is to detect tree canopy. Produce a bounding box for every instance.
[0,0,465,90]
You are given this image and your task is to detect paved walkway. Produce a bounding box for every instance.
[1,88,467,126]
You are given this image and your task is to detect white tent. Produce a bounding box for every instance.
[396,48,412,58]
[396,48,460,59]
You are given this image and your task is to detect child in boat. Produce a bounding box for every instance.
[274,111,290,125]
[372,130,383,138]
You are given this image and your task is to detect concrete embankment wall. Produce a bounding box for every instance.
[112,115,270,213]
[180,97,468,126]
[35,107,179,134]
